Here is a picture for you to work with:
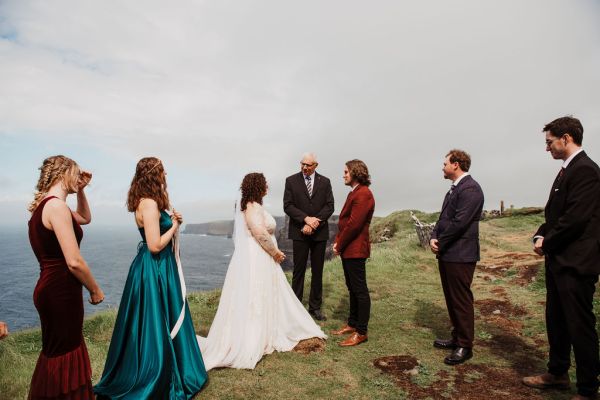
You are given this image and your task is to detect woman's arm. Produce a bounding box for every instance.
[72,171,92,225]
[46,199,104,304]
[245,202,285,263]
[138,199,180,254]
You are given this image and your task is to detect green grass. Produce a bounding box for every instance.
[0,208,593,399]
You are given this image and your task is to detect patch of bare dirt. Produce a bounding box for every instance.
[374,360,548,399]
[292,337,326,354]
[475,299,528,318]
[475,332,546,375]
[373,355,419,375]
[478,252,543,286]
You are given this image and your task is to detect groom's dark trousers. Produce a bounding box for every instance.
[284,171,334,312]
[431,175,484,349]
[535,151,600,397]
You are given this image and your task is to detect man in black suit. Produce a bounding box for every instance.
[430,149,484,365]
[523,116,600,400]
[284,153,334,321]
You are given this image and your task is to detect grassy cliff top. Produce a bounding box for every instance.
[1,208,589,399]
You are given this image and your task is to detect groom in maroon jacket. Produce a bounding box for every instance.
[332,159,375,347]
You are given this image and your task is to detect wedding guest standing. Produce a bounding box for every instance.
[430,149,484,365]
[0,321,8,340]
[332,159,375,347]
[522,116,600,400]
[27,155,104,400]
[284,153,334,321]
[95,157,207,399]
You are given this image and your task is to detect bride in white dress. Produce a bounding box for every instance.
[197,173,326,370]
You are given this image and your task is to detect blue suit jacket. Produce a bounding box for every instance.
[431,175,484,263]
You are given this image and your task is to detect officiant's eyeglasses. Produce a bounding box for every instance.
[301,162,317,167]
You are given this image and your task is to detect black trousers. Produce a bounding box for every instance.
[292,239,327,312]
[342,258,371,335]
[438,260,476,348]
[546,265,600,397]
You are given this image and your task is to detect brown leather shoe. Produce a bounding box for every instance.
[331,325,356,336]
[339,332,368,347]
[571,395,598,400]
[522,372,570,390]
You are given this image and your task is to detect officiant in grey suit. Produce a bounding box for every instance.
[283,153,334,321]
[430,149,484,366]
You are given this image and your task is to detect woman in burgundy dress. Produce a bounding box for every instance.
[28,155,104,400]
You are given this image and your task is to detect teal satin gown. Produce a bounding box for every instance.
[94,211,207,399]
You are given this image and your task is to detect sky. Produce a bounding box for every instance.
[1,0,599,226]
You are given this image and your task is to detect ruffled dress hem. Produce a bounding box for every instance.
[28,341,94,400]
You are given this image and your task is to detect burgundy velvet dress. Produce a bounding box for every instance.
[28,196,94,400]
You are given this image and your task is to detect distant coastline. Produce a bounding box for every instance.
[183,220,234,237]
[183,215,339,269]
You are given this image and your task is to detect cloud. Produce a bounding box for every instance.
[1,0,600,224]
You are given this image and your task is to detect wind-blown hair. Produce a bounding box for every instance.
[126,157,170,212]
[29,155,81,212]
[240,173,267,211]
[346,159,371,186]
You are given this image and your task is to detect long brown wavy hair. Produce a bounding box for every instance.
[29,155,81,212]
[126,157,171,212]
[346,159,371,186]
[240,173,267,211]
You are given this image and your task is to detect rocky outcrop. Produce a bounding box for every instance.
[275,215,339,270]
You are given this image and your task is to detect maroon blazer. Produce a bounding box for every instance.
[335,185,375,259]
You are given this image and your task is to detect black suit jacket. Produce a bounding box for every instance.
[431,175,484,263]
[283,172,334,241]
[535,151,600,275]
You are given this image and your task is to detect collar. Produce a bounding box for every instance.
[351,183,360,192]
[452,172,470,186]
[562,148,584,169]
[304,172,316,182]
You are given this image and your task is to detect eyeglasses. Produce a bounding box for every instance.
[300,162,317,168]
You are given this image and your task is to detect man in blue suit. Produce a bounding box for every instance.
[430,149,484,365]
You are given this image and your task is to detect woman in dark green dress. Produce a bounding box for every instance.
[95,157,207,399]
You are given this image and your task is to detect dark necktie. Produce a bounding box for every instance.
[305,176,313,197]
[555,167,565,186]
[448,184,456,195]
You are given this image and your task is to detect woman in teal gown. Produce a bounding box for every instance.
[94,157,207,399]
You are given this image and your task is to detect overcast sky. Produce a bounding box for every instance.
[1,0,599,226]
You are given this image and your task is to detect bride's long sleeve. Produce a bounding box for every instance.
[244,203,279,257]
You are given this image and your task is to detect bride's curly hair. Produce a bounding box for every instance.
[240,173,267,211]
[126,157,171,212]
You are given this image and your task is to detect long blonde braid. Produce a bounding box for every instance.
[28,155,79,213]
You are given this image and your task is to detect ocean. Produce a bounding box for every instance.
[0,225,234,332]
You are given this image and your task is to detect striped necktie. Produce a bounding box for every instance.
[305,175,313,197]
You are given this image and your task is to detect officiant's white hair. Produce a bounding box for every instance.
[301,152,317,163]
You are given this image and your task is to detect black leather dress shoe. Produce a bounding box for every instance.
[310,310,327,321]
[444,347,473,365]
[433,338,457,349]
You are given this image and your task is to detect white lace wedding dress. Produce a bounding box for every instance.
[197,201,326,370]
